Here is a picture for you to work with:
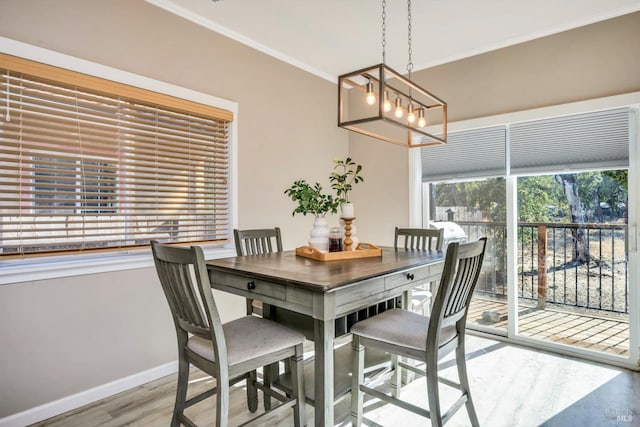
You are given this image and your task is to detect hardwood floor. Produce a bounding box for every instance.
[30,335,639,426]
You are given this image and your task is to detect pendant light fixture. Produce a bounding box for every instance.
[338,0,447,147]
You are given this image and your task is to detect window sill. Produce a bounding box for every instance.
[0,245,237,285]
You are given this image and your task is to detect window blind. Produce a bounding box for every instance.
[421,108,631,183]
[421,126,506,182]
[0,54,232,258]
[509,108,630,174]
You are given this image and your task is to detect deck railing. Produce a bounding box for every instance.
[456,221,629,314]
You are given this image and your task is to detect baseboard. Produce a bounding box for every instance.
[0,361,178,427]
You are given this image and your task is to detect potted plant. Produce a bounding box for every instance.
[284,180,339,251]
[329,157,364,218]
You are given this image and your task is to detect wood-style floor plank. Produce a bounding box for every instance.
[28,334,640,427]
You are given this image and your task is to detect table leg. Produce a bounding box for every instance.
[314,318,335,427]
[262,303,277,410]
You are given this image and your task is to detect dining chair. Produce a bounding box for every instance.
[350,237,487,427]
[233,227,283,316]
[394,227,444,252]
[151,240,306,427]
[394,227,444,315]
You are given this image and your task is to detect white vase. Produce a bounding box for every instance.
[309,215,330,252]
[340,202,355,219]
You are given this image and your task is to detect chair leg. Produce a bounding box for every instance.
[456,344,480,427]
[246,370,258,412]
[216,376,230,427]
[263,362,277,410]
[351,336,364,426]
[291,344,306,427]
[390,354,401,398]
[426,354,443,427]
[172,355,190,427]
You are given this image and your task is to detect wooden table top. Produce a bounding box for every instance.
[206,247,444,292]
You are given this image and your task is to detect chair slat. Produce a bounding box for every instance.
[394,227,444,252]
[234,228,282,256]
[233,228,283,318]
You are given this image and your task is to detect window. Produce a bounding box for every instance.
[0,53,233,258]
[33,157,117,215]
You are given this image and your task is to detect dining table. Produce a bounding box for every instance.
[206,246,444,427]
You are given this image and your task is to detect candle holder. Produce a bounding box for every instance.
[341,217,355,251]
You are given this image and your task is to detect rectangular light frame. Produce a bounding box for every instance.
[338,63,447,148]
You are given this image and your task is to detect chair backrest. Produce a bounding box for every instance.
[234,227,283,256]
[394,227,444,251]
[151,241,227,364]
[428,237,487,350]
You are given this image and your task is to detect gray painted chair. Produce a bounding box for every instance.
[351,237,487,427]
[151,240,306,427]
[234,227,283,316]
[394,227,444,315]
[234,227,283,256]
[394,227,444,252]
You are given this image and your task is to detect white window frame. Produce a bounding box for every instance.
[0,37,239,284]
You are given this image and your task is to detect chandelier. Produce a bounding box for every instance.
[338,0,447,148]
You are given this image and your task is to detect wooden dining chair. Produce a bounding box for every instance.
[394,227,444,315]
[151,240,306,427]
[234,227,283,316]
[350,237,487,427]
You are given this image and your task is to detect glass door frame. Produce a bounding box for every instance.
[410,93,640,370]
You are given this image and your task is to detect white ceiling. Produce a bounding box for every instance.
[147,0,640,82]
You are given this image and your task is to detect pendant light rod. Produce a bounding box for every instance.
[406,0,413,101]
[381,0,387,65]
[337,0,447,148]
[406,0,413,77]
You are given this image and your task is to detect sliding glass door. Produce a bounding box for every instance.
[514,171,629,356]
[426,178,508,334]
[417,101,638,366]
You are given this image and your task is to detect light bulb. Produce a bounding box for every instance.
[394,97,403,118]
[417,108,426,127]
[366,93,376,105]
[407,104,416,124]
[383,91,392,112]
[365,80,376,105]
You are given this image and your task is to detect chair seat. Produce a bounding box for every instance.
[188,316,305,367]
[350,308,456,354]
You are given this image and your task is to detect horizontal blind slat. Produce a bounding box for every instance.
[1,57,232,258]
[422,126,506,181]
[0,53,233,121]
[510,108,630,174]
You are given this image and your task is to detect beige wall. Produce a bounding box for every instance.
[352,11,640,246]
[0,0,349,418]
[410,11,640,123]
[0,0,638,421]
[0,268,174,415]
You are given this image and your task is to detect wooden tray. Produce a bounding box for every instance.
[295,243,382,261]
